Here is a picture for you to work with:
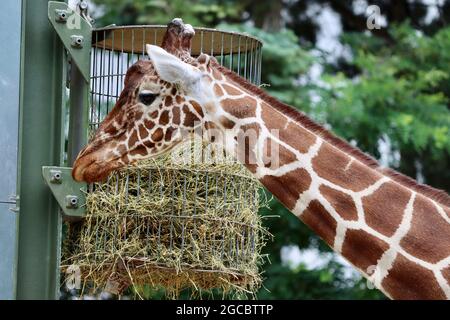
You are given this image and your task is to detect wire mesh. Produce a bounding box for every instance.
[89,26,263,133]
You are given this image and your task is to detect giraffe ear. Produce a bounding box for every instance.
[146,44,200,88]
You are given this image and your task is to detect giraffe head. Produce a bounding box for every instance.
[72,20,218,182]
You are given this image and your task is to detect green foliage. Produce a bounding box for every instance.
[217,24,316,104]
[91,0,242,27]
[316,24,450,189]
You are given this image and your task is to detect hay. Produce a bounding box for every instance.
[61,139,270,299]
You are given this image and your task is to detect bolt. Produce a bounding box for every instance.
[50,170,63,184]
[79,1,88,11]
[71,35,84,48]
[66,195,79,209]
[55,9,69,23]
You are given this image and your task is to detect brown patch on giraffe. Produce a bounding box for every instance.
[341,229,389,272]
[400,194,450,264]
[204,121,218,131]
[106,151,116,160]
[242,134,256,166]
[260,168,311,210]
[212,68,223,81]
[171,87,177,96]
[233,123,261,173]
[150,110,158,119]
[160,110,170,125]
[151,128,163,142]
[117,133,127,143]
[165,127,176,142]
[182,105,200,126]
[262,138,297,168]
[143,139,155,149]
[128,130,139,149]
[109,141,118,149]
[283,122,317,154]
[117,144,127,155]
[442,265,450,285]
[164,96,173,107]
[214,84,224,96]
[219,116,235,129]
[138,124,149,140]
[222,84,242,96]
[312,144,381,192]
[320,185,358,221]
[190,100,204,117]
[144,119,155,130]
[129,146,147,157]
[221,97,257,118]
[362,182,411,237]
[262,138,274,168]
[261,104,316,153]
[133,111,143,121]
[175,95,184,104]
[301,200,337,247]
[172,107,180,125]
[382,254,447,299]
[103,123,118,136]
[121,154,130,164]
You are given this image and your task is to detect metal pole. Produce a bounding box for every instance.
[68,62,89,165]
[16,0,66,299]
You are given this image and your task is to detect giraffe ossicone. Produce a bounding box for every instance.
[72,18,450,300]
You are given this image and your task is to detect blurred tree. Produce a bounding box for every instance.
[92,0,450,37]
[316,24,450,190]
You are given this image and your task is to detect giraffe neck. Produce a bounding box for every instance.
[208,67,450,300]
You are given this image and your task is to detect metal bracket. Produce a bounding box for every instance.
[48,1,92,82]
[8,195,20,214]
[42,166,86,219]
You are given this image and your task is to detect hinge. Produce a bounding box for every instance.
[6,195,20,214]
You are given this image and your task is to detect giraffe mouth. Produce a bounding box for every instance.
[72,152,123,183]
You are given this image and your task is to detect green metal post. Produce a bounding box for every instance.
[68,63,89,164]
[16,0,66,299]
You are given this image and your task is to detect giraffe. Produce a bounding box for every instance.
[72,19,450,299]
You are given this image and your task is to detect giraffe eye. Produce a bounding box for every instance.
[139,92,158,106]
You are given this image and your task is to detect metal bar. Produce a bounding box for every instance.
[16,0,67,300]
[237,35,241,76]
[67,62,89,164]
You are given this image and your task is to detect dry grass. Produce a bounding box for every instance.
[61,139,270,299]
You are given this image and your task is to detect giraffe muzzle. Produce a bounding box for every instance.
[72,149,123,183]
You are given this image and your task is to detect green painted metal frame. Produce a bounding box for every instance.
[47,1,91,82]
[48,1,91,164]
[15,0,89,299]
[42,167,86,218]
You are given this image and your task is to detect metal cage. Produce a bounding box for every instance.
[89,25,263,133]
